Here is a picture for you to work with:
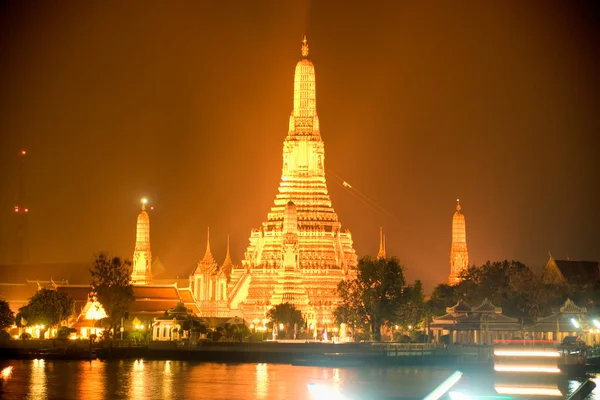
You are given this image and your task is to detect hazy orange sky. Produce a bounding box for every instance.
[0,1,598,291]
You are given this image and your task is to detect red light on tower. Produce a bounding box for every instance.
[20,150,27,156]
[24,208,29,213]
[14,206,19,212]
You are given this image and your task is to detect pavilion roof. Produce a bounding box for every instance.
[133,285,180,300]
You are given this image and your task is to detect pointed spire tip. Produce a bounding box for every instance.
[301,35,309,57]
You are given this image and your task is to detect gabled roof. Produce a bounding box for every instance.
[56,285,91,302]
[471,298,501,314]
[178,288,196,303]
[544,255,600,285]
[446,300,471,315]
[56,285,92,315]
[130,300,181,314]
[133,285,180,300]
[560,298,587,314]
[555,259,599,283]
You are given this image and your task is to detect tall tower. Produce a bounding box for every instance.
[377,227,386,260]
[235,36,358,324]
[131,199,152,284]
[448,199,469,285]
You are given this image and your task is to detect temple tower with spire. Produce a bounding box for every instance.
[448,200,469,285]
[132,199,152,284]
[377,227,386,260]
[231,36,358,324]
[191,228,230,317]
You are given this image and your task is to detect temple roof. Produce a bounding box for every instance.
[0,262,92,285]
[549,257,599,284]
[446,300,471,315]
[133,285,180,300]
[471,298,502,314]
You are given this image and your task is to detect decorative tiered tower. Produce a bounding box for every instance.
[232,36,358,324]
[131,199,152,284]
[448,199,469,285]
[190,228,230,317]
[377,227,386,260]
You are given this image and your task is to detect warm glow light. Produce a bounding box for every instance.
[1,366,13,379]
[141,198,148,204]
[279,323,284,330]
[395,325,399,330]
[250,323,255,329]
[494,386,562,396]
[408,325,412,329]
[494,365,560,373]
[571,318,580,329]
[494,350,560,357]
[20,150,27,156]
[593,319,600,329]
[84,301,107,320]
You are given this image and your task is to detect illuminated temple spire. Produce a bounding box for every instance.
[377,227,386,260]
[239,36,358,323]
[202,227,216,265]
[132,199,152,284]
[223,234,233,266]
[289,35,319,135]
[448,199,469,285]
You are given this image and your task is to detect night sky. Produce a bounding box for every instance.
[0,1,598,292]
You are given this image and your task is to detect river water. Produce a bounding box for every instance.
[0,359,598,400]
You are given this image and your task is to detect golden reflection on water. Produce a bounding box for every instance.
[255,362,269,399]
[162,360,172,400]
[29,359,46,399]
[77,361,105,400]
[129,359,145,399]
[3,360,599,400]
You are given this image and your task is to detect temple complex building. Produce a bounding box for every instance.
[448,200,469,285]
[189,228,230,317]
[131,199,152,284]
[225,36,358,324]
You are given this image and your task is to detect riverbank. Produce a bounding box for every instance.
[0,340,592,374]
[0,339,497,368]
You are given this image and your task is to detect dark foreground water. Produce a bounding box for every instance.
[0,359,598,400]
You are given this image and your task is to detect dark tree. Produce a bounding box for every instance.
[90,253,134,335]
[396,280,426,329]
[266,302,304,332]
[0,300,15,330]
[428,283,458,316]
[335,256,406,341]
[333,278,367,330]
[430,260,570,322]
[16,289,75,337]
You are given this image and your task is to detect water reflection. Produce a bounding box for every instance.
[77,361,105,400]
[129,359,145,399]
[29,359,46,399]
[0,360,597,400]
[163,361,172,400]
[255,362,269,399]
